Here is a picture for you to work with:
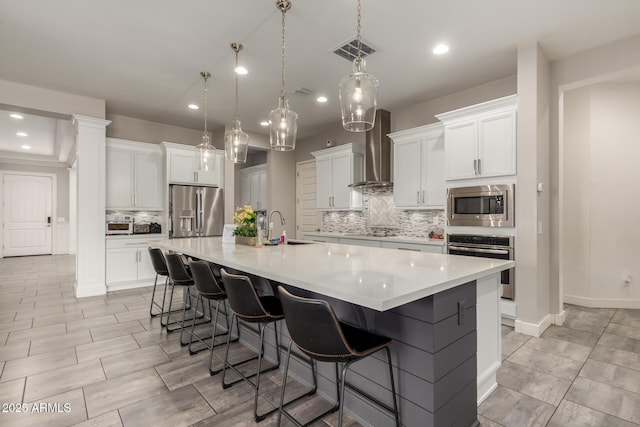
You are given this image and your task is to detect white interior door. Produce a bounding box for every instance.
[3,174,53,256]
[296,160,319,239]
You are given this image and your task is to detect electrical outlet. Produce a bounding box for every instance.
[433,216,439,226]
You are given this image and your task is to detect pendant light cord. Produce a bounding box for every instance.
[234,49,240,120]
[280,6,287,99]
[202,72,209,136]
[356,0,362,61]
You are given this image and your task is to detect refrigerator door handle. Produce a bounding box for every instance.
[197,189,204,235]
[195,189,200,235]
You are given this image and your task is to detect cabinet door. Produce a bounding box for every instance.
[169,151,197,184]
[422,135,445,207]
[137,248,156,281]
[339,238,381,247]
[444,121,478,180]
[106,248,139,284]
[134,151,163,210]
[331,153,352,209]
[393,138,422,207]
[315,157,333,209]
[240,173,251,207]
[197,151,224,186]
[250,171,267,210]
[106,148,134,209]
[478,111,516,177]
[258,170,267,211]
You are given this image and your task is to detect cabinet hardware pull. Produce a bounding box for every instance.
[416,191,420,204]
[477,158,481,175]
[473,159,478,175]
[422,190,425,204]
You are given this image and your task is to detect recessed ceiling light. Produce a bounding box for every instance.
[260,121,270,127]
[10,113,24,119]
[21,145,31,150]
[188,104,199,110]
[316,96,328,103]
[16,132,28,137]
[433,44,450,55]
[234,66,248,75]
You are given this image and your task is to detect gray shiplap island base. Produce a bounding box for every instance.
[153,238,512,426]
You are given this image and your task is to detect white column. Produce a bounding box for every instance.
[72,115,111,298]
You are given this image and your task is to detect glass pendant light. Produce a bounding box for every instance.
[196,71,216,171]
[224,42,249,163]
[269,0,298,151]
[338,0,379,132]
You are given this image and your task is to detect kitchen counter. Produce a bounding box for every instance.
[154,237,508,311]
[153,237,511,426]
[303,231,445,246]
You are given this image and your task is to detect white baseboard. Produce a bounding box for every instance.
[564,294,640,309]
[75,281,107,298]
[552,310,566,326]
[515,314,552,337]
[477,360,501,404]
[107,280,155,292]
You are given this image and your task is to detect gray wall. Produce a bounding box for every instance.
[107,113,222,147]
[0,163,70,220]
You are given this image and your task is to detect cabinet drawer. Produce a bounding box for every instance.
[339,238,381,247]
[380,241,443,253]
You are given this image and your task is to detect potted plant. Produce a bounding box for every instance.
[232,205,258,246]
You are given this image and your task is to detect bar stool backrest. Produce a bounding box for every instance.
[220,268,271,320]
[148,247,168,276]
[189,260,226,298]
[165,253,193,285]
[278,286,355,361]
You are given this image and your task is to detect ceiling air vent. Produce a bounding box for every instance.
[332,39,376,62]
[291,87,313,96]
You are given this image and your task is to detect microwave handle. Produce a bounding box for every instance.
[448,245,509,256]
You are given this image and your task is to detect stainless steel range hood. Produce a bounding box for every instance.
[349,109,392,188]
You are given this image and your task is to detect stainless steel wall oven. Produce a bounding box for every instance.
[447,234,515,300]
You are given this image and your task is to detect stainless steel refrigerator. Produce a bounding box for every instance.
[169,184,224,238]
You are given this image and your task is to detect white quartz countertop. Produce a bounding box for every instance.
[304,231,445,246]
[154,237,513,311]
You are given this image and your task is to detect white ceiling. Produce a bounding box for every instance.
[1,0,640,140]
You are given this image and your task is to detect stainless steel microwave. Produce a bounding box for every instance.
[447,184,514,227]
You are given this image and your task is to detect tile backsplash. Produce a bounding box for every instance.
[322,187,445,238]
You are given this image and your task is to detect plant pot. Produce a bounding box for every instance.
[235,236,257,246]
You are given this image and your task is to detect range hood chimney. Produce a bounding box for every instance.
[349,109,392,188]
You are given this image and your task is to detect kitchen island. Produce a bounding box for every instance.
[154,237,513,427]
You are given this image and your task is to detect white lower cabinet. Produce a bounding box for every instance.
[339,238,381,248]
[106,236,165,290]
[380,241,444,253]
[304,235,340,243]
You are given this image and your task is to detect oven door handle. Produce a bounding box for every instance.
[448,246,510,256]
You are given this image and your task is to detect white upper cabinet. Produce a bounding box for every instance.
[311,143,364,210]
[162,142,224,187]
[390,123,445,209]
[240,164,267,211]
[436,95,517,181]
[106,139,163,211]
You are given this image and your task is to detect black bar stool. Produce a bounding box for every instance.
[220,268,316,422]
[148,247,170,317]
[187,260,240,374]
[277,286,400,427]
[164,253,207,345]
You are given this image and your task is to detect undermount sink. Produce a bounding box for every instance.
[286,240,314,245]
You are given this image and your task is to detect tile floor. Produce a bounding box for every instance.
[0,255,639,426]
